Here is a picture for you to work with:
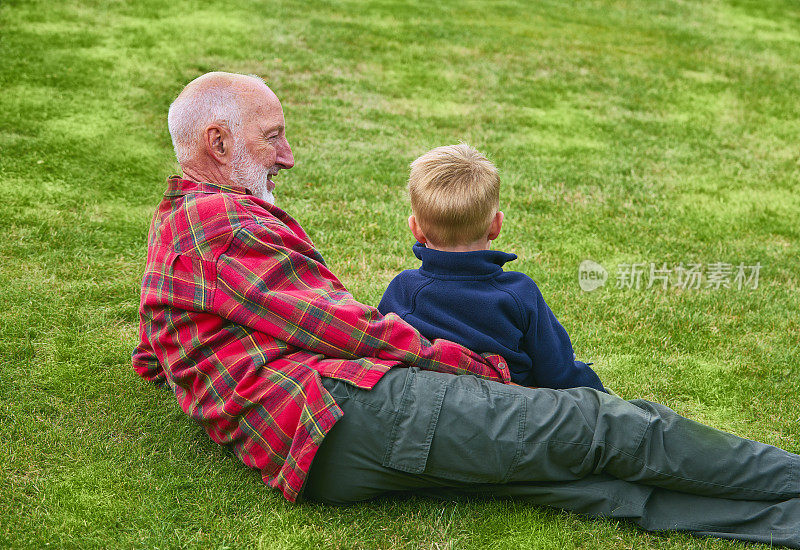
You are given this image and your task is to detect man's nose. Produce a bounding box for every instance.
[277,137,294,170]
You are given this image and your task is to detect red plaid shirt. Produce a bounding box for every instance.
[133,177,510,502]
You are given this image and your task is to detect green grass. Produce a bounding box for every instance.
[2,0,799,547]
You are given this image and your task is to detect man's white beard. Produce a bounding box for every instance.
[231,142,275,204]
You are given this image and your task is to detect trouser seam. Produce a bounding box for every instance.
[422,382,447,460]
[342,393,390,413]
[602,435,792,496]
[533,439,792,497]
[407,483,641,514]
[629,407,651,457]
[640,465,791,496]
[440,384,528,399]
[649,520,799,533]
[520,486,640,513]
[501,395,527,484]
[382,369,415,467]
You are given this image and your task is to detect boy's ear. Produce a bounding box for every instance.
[408,215,427,244]
[487,211,504,241]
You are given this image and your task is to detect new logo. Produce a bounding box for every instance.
[578,260,608,292]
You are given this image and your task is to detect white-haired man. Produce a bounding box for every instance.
[134,72,800,548]
[166,72,292,204]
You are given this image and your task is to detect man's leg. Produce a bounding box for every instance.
[429,479,800,548]
[304,368,800,546]
[421,371,797,500]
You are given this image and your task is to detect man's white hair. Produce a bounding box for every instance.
[167,72,264,164]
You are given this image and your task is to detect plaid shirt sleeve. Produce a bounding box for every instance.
[213,218,511,383]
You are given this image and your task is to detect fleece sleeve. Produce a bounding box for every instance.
[518,279,606,391]
[377,272,413,317]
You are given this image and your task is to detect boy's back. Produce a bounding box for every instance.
[379,242,605,391]
[383,143,605,391]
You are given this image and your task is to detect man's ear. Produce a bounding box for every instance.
[204,124,232,164]
[408,215,427,244]
[487,210,504,241]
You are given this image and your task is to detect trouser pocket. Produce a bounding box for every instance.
[382,367,447,474]
[383,369,525,484]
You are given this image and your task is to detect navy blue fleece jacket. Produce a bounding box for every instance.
[378,243,605,391]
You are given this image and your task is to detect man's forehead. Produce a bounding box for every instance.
[248,90,284,122]
[231,82,283,128]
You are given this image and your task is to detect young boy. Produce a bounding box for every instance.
[378,144,606,391]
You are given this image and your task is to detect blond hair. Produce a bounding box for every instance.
[408,144,500,247]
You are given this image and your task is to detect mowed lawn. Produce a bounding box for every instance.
[2,0,799,548]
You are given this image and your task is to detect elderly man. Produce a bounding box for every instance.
[134,72,800,548]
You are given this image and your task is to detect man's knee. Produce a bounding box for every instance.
[504,387,652,480]
[400,373,629,483]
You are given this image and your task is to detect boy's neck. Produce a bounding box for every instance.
[424,240,492,253]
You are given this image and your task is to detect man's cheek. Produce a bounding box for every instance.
[265,145,277,166]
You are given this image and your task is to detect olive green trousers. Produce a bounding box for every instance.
[304,368,800,548]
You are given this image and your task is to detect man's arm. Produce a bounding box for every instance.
[212,220,510,382]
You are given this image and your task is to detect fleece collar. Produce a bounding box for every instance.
[412,241,517,279]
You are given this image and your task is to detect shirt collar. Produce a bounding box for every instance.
[412,241,517,277]
[164,175,250,197]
